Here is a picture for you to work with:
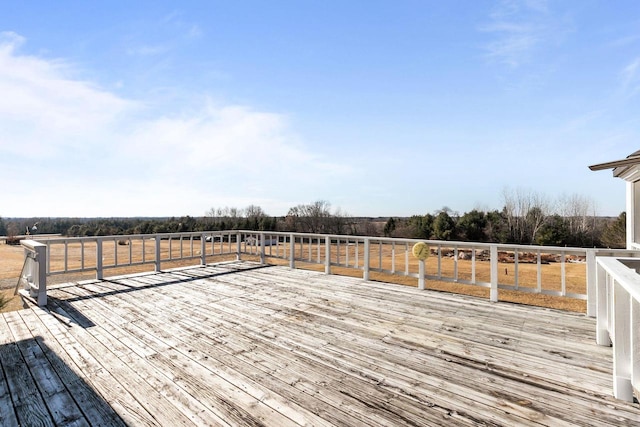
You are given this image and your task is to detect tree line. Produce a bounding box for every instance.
[0,192,628,248]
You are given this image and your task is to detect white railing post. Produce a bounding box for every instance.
[34,243,47,306]
[418,259,425,290]
[586,249,597,317]
[632,297,640,398]
[155,236,161,272]
[612,280,633,401]
[363,238,370,281]
[236,232,242,260]
[260,233,266,265]
[200,234,207,266]
[490,245,498,302]
[325,236,331,274]
[596,260,611,346]
[96,238,104,280]
[289,234,295,269]
[18,241,48,306]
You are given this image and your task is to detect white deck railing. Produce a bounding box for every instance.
[595,256,640,401]
[25,230,640,308]
[18,230,640,401]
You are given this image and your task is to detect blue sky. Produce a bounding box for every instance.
[0,1,638,218]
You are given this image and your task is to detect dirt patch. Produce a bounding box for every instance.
[0,289,28,313]
[0,244,26,280]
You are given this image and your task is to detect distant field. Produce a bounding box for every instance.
[0,240,587,313]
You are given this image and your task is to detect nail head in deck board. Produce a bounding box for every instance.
[5,261,640,426]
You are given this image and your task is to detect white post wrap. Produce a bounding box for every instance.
[200,234,206,266]
[19,240,48,306]
[418,259,425,290]
[289,234,295,269]
[155,237,161,272]
[96,238,104,279]
[325,236,331,274]
[363,238,370,281]
[33,243,47,306]
[613,280,633,401]
[490,245,498,302]
[596,260,611,346]
[586,249,596,317]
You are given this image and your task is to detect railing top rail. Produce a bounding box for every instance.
[596,256,640,302]
[33,229,640,257]
[20,239,48,251]
[38,230,239,244]
[237,231,604,254]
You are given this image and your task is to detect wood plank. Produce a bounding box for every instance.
[0,313,55,427]
[97,272,552,426]
[16,308,128,427]
[9,262,639,426]
[70,279,356,427]
[0,314,20,427]
[44,300,200,427]
[50,286,296,427]
[4,310,89,427]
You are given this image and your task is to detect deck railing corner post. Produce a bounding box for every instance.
[35,243,47,306]
[260,233,266,265]
[289,233,295,269]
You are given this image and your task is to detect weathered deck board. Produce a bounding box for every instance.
[2,260,640,426]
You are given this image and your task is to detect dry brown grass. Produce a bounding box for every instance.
[1,240,587,313]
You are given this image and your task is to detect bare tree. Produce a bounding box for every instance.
[557,193,596,237]
[502,187,552,244]
[286,200,335,233]
[244,205,266,219]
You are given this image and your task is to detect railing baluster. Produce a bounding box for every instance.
[391,242,396,274]
[405,243,409,276]
[514,250,519,290]
[363,238,370,280]
[537,250,542,293]
[454,247,458,282]
[561,251,566,296]
[325,236,331,274]
[355,240,359,269]
[471,247,476,284]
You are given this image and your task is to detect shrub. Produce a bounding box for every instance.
[5,236,22,245]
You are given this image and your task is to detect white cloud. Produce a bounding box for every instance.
[479,0,556,68]
[621,57,640,98]
[0,32,136,157]
[0,33,351,217]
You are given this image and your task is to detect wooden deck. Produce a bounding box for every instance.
[1,261,639,426]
